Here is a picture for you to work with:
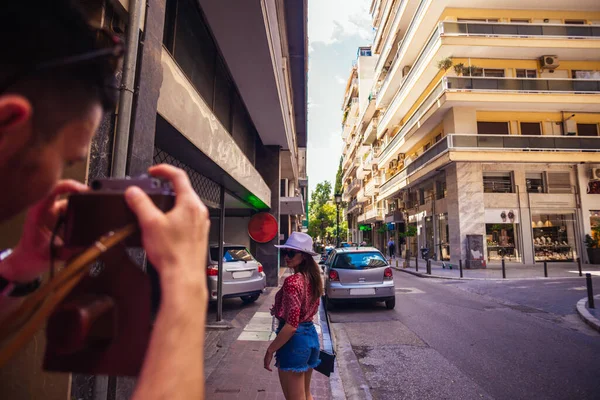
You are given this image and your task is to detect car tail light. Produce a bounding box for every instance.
[329,269,339,281]
[258,263,264,273]
[207,266,218,276]
[384,267,393,279]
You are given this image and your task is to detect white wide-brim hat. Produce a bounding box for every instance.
[275,231,319,256]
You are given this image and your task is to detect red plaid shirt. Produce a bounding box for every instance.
[271,273,319,328]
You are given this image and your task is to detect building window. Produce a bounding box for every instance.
[483,172,513,193]
[516,69,537,78]
[436,180,447,199]
[511,19,530,23]
[572,70,600,79]
[546,172,572,193]
[478,121,510,135]
[577,123,599,137]
[423,142,431,152]
[435,133,443,142]
[520,122,542,135]
[457,18,499,22]
[482,69,506,77]
[419,188,425,205]
[526,173,545,193]
[358,47,372,57]
[564,20,586,24]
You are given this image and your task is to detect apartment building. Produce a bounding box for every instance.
[341,0,600,267]
[0,0,307,398]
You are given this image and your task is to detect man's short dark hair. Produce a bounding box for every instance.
[1,0,118,141]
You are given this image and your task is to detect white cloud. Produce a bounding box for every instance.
[308,0,373,45]
[335,75,346,84]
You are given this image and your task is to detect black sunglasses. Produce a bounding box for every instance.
[281,249,301,258]
[0,28,125,105]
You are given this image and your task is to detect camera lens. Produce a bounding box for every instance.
[91,180,102,190]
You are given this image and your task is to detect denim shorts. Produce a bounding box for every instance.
[275,321,321,373]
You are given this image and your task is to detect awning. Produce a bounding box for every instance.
[280,196,305,216]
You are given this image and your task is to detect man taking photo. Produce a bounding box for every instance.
[0,1,209,399]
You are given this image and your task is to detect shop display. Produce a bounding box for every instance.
[533,226,573,262]
[486,224,520,262]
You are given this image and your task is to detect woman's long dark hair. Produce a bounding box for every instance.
[298,253,324,302]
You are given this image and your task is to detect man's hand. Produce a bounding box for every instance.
[1,180,88,283]
[125,164,210,298]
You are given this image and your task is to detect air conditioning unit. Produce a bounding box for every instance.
[592,168,600,181]
[540,55,559,69]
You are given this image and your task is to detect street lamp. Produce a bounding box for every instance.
[334,193,342,247]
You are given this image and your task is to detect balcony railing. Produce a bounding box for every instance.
[364,177,381,196]
[379,77,600,165]
[346,199,360,213]
[446,77,600,92]
[449,134,600,152]
[346,179,362,196]
[379,134,600,198]
[441,21,600,38]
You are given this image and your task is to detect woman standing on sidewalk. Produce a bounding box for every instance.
[264,232,324,400]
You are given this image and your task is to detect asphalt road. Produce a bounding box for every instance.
[328,273,600,400]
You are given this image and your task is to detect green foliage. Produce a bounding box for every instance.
[308,181,348,244]
[376,224,388,234]
[585,234,598,249]
[437,57,453,71]
[399,225,417,238]
[334,157,343,196]
[453,63,464,76]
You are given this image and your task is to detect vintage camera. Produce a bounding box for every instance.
[63,176,175,248]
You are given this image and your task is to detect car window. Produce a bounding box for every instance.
[210,247,255,263]
[332,252,387,270]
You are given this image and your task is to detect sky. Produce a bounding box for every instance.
[306,0,374,198]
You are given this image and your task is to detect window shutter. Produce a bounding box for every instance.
[546,172,571,193]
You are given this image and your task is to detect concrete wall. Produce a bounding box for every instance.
[209,217,252,249]
[358,56,378,112]
[443,107,477,134]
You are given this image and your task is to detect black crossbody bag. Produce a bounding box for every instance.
[314,298,336,377]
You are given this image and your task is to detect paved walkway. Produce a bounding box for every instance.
[388,257,600,280]
[204,268,332,400]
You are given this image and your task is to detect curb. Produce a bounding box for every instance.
[576,297,600,333]
[331,323,373,400]
[393,266,591,281]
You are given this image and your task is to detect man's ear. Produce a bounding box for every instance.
[0,95,33,160]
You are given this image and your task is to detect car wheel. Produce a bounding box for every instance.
[385,298,395,310]
[241,294,260,304]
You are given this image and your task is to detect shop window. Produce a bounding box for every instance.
[483,172,513,193]
[436,180,447,199]
[526,173,545,193]
[531,214,576,262]
[577,123,599,137]
[546,172,572,193]
[591,210,600,241]
[516,69,537,78]
[438,214,450,261]
[520,122,542,135]
[486,224,520,262]
[477,121,510,135]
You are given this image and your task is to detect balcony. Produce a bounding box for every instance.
[378,19,600,135]
[378,134,600,199]
[346,199,361,214]
[442,21,600,39]
[378,76,600,167]
[364,177,381,197]
[360,204,384,223]
[357,186,367,203]
[345,178,362,197]
[364,116,380,144]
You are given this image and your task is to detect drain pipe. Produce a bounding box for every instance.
[112,0,145,178]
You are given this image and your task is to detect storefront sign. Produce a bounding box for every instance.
[248,212,278,243]
[484,209,519,224]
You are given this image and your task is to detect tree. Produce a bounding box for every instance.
[309,181,332,216]
[307,181,344,244]
[334,157,343,196]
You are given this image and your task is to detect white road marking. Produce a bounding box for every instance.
[569,286,588,291]
[569,271,600,276]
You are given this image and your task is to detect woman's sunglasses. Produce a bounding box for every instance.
[281,249,301,258]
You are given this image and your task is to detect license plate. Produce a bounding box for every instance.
[232,271,253,279]
[350,288,376,296]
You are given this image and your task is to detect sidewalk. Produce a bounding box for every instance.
[389,257,600,280]
[204,268,332,400]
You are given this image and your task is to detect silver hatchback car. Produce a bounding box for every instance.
[207,244,266,303]
[323,247,395,310]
